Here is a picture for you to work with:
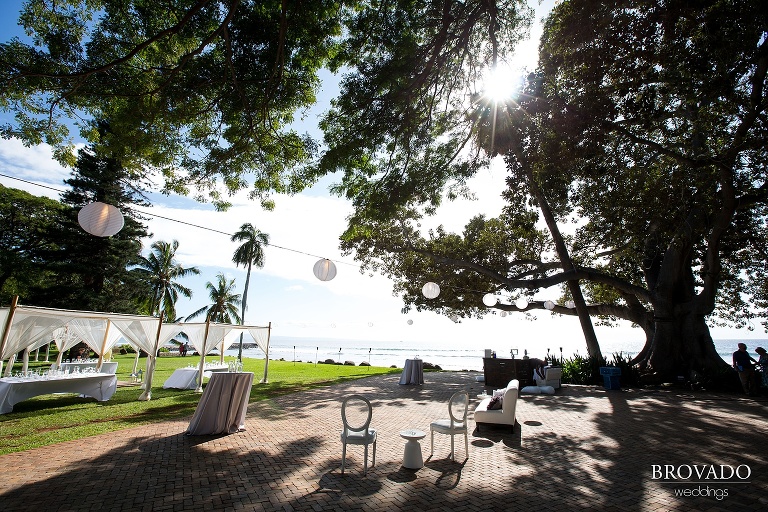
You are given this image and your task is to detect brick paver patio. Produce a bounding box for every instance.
[1,371,766,511]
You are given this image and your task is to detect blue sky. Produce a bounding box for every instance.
[0,1,762,357]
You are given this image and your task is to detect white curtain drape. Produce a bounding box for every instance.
[136,323,184,400]
[0,303,270,400]
[247,326,271,383]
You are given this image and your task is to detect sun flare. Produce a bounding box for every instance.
[481,64,521,103]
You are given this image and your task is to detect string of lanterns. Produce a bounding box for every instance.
[78,202,343,282]
[421,281,577,313]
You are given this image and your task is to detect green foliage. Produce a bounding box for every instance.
[185,272,242,323]
[0,185,65,303]
[132,239,200,319]
[24,146,150,313]
[561,354,605,386]
[0,0,350,208]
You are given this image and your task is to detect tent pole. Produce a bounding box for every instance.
[22,348,30,374]
[97,319,111,371]
[219,338,225,365]
[196,319,211,393]
[0,295,19,376]
[139,312,164,401]
[261,322,271,384]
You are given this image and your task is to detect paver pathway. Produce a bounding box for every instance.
[1,371,766,511]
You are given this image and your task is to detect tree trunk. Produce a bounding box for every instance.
[526,167,602,358]
[643,304,728,379]
[636,232,729,379]
[238,262,252,361]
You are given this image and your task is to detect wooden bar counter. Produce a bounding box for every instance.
[483,358,534,388]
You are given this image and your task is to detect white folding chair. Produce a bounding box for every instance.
[430,390,469,461]
[340,394,377,475]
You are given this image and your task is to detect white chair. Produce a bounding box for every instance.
[430,390,469,461]
[340,394,377,475]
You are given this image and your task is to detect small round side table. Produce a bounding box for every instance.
[400,429,427,469]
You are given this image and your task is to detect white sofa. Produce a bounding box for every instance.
[473,379,519,432]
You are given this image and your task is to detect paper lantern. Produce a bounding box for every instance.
[544,300,555,310]
[515,298,529,310]
[499,311,507,318]
[566,300,576,309]
[313,258,337,281]
[422,282,440,299]
[78,202,124,237]
[482,293,497,307]
[407,319,414,325]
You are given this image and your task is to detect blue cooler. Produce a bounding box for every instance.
[599,367,621,390]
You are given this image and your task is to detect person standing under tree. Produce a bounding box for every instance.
[732,343,759,396]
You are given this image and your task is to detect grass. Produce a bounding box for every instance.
[0,353,401,455]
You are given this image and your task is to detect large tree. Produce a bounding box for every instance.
[336,0,768,381]
[0,185,64,302]
[28,146,150,312]
[0,1,532,208]
[231,222,269,360]
[133,239,200,319]
[0,0,352,209]
[185,272,242,323]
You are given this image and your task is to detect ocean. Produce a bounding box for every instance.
[224,335,767,371]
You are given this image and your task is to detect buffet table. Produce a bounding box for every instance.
[0,373,118,414]
[163,365,229,390]
[482,358,533,388]
[186,372,254,435]
[399,358,424,385]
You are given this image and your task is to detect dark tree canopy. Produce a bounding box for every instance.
[1,0,352,208]
[0,0,532,209]
[25,146,150,312]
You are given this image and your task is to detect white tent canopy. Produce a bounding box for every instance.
[0,300,271,399]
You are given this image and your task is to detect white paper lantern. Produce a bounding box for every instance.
[515,298,529,310]
[313,258,337,281]
[544,300,556,310]
[407,319,414,325]
[500,311,507,317]
[78,202,124,237]
[566,300,576,309]
[482,293,497,307]
[422,282,440,299]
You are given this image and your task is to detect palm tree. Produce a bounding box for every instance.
[185,273,242,324]
[134,240,200,319]
[231,223,269,360]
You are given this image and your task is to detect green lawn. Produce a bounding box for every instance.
[0,353,401,455]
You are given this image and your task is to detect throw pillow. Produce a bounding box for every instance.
[488,396,503,410]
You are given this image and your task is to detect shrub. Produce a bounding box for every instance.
[561,354,606,385]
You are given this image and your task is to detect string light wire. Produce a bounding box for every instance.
[0,172,356,266]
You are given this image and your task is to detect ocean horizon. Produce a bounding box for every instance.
[223,335,768,371]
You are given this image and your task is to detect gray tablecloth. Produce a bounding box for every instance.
[186,372,254,435]
[399,359,424,385]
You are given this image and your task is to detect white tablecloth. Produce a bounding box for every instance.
[0,373,118,414]
[59,361,96,371]
[163,368,199,389]
[399,359,424,385]
[186,372,254,435]
[163,366,229,389]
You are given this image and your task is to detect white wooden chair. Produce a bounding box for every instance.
[430,390,469,461]
[340,394,377,475]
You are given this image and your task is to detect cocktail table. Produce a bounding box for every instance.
[400,429,426,469]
